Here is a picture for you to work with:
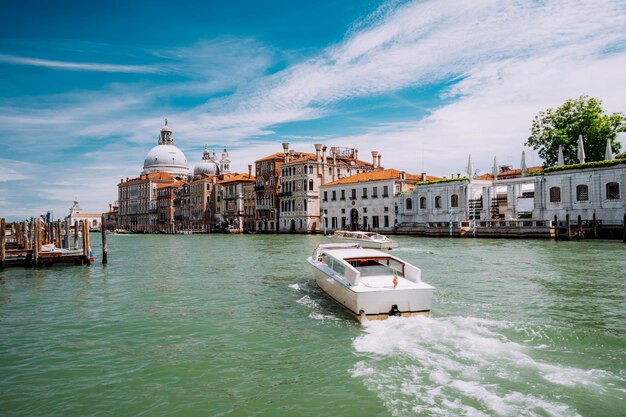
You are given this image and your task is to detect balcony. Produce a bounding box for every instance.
[254,185,265,191]
[277,191,293,197]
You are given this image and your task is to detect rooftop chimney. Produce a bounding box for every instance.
[421,172,426,181]
[377,154,382,169]
[282,142,290,163]
[248,164,252,177]
[314,144,322,162]
[322,146,328,164]
[371,151,379,169]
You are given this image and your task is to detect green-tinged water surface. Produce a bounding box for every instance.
[1,235,624,416]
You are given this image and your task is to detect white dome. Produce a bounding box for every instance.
[194,147,219,176]
[142,144,190,177]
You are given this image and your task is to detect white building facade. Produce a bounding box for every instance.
[320,169,421,233]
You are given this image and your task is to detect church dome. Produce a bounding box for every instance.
[141,119,190,177]
[194,146,220,176]
[142,145,190,177]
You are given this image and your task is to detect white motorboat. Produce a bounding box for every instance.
[329,230,398,250]
[307,243,434,321]
[41,243,83,256]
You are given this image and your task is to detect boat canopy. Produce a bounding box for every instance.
[314,246,421,286]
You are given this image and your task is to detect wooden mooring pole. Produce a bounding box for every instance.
[0,218,6,269]
[64,220,70,249]
[101,215,108,265]
[34,218,41,266]
[74,221,79,250]
[623,213,626,243]
[554,215,558,241]
[82,219,90,265]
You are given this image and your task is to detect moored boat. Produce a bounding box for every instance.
[329,230,398,250]
[307,243,434,321]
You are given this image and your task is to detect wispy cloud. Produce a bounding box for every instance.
[0,53,164,73]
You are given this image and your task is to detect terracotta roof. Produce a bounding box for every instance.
[156,180,186,189]
[476,173,494,180]
[321,169,428,186]
[218,173,256,184]
[282,153,317,164]
[255,152,285,162]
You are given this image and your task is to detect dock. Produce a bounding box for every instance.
[0,217,104,268]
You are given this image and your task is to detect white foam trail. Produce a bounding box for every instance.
[296,295,319,308]
[288,283,301,291]
[351,316,615,417]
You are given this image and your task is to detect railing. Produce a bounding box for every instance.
[254,185,265,191]
[397,220,552,228]
[277,192,292,197]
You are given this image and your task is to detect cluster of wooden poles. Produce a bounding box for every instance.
[0,216,108,268]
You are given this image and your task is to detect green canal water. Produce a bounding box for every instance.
[0,235,624,416]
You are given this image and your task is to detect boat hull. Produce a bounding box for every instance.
[308,258,432,321]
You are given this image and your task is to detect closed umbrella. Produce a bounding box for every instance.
[577,135,586,164]
[605,139,614,160]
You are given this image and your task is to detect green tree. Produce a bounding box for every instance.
[526,95,626,166]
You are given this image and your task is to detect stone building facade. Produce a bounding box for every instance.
[278,143,379,233]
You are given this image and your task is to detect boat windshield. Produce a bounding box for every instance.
[345,257,404,276]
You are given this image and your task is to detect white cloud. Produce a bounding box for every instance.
[0,54,163,73]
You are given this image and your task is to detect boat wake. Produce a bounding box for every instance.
[351,316,622,417]
[296,295,346,324]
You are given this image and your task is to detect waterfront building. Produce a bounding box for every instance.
[65,198,103,230]
[243,169,256,232]
[117,120,192,232]
[396,174,493,228]
[117,172,177,231]
[320,169,425,233]
[216,170,255,233]
[188,174,215,231]
[532,162,626,236]
[142,119,190,178]
[278,143,379,233]
[254,152,284,232]
[397,151,626,239]
[157,180,186,233]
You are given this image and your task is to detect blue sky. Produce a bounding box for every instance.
[1,0,626,219]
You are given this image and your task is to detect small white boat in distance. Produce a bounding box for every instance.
[330,230,398,250]
[307,243,434,321]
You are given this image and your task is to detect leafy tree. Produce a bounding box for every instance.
[526,95,626,166]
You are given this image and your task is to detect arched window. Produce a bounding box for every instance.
[451,194,459,207]
[406,198,413,210]
[303,199,308,211]
[309,179,314,191]
[576,184,589,201]
[308,165,313,174]
[549,187,561,203]
[606,182,620,200]
[435,196,442,209]
[420,196,426,209]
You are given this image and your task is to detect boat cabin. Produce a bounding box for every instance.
[314,246,421,287]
